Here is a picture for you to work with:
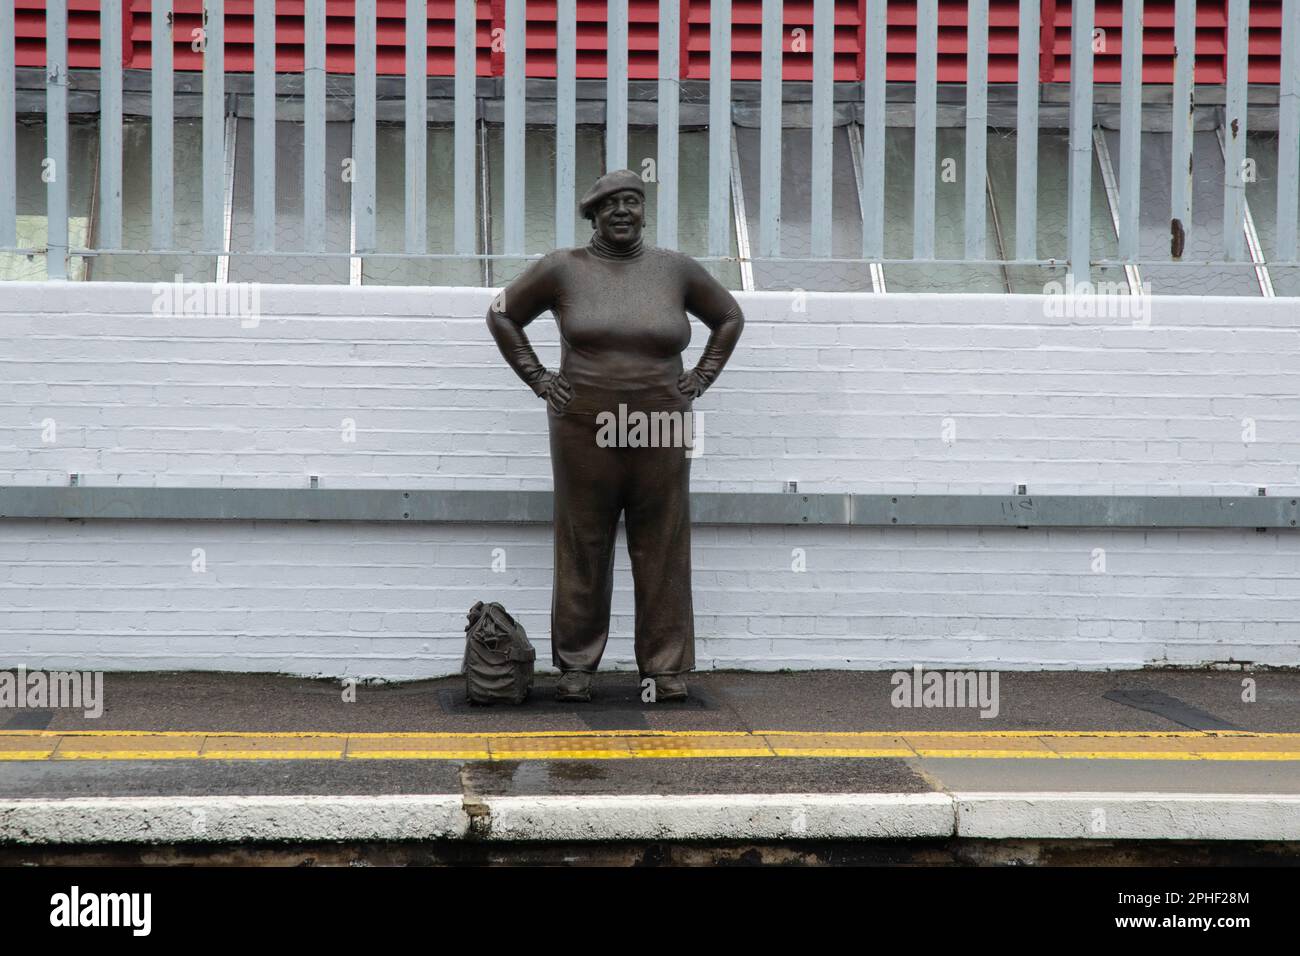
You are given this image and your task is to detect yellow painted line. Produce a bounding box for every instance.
[345,738,492,760]
[1185,752,1300,761]
[18,748,1300,761]
[4,728,1299,739]
[767,749,917,758]
[755,730,1300,739]
[27,748,1295,761]
[51,752,206,761]
[0,737,58,760]
[489,736,632,759]
[1036,751,1300,761]
[346,751,492,760]
[0,729,759,739]
[766,733,916,758]
[622,734,776,757]
[52,735,205,760]
[488,751,636,760]
[200,740,346,759]
[627,748,776,758]
[4,730,1298,743]
[2,730,1298,761]
[5,731,1295,741]
[913,750,1064,759]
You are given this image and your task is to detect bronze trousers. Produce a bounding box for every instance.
[546,394,695,676]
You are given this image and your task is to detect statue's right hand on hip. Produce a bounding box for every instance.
[531,369,573,413]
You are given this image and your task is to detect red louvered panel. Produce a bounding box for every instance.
[126,0,151,68]
[1243,2,1283,84]
[104,0,232,71]
[884,1,1024,82]
[6,0,1290,85]
[499,0,666,80]
[685,1,861,81]
[1046,2,1282,85]
[624,0,664,80]
[986,1,1023,82]
[372,1,490,75]
[124,1,491,75]
[15,0,101,68]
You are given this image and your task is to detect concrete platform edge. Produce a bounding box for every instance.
[3,792,1300,844]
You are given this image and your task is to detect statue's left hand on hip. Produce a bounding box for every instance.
[677,369,708,400]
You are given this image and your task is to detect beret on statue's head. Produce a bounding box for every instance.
[579,169,645,220]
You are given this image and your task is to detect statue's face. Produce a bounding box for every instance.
[592,189,644,245]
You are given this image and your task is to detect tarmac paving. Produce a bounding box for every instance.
[12,668,1298,734]
[1,669,1297,798]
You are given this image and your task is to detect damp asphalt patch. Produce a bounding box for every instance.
[1103,688,1242,731]
[1,710,53,731]
[436,756,933,798]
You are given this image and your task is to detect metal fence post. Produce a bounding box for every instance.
[1014,0,1040,261]
[1067,0,1096,285]
[708,0,733,258]
[203,0,225,253]
[965,0,989,260]
[46,0,68,279]
[810,0,834,259]
[912,0,937,260]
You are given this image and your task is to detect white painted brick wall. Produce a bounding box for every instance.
[1,282,1297,677]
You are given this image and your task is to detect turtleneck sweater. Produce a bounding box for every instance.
[487,234,744,414]
[587,232,644,260]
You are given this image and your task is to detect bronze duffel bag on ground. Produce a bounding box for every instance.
[461,601,535,705]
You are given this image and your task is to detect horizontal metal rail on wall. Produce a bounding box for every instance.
[1,488,1297,530]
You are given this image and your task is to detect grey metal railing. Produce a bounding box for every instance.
[0,0,1297,291]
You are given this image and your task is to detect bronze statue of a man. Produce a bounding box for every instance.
[486,169,744,702]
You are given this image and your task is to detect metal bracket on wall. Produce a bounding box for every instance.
[1,488,1296,530]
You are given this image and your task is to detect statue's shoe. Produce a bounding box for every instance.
[555,670,592,702]
[647,673,688,701]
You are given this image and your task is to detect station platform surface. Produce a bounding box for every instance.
[2,670,1299,851]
